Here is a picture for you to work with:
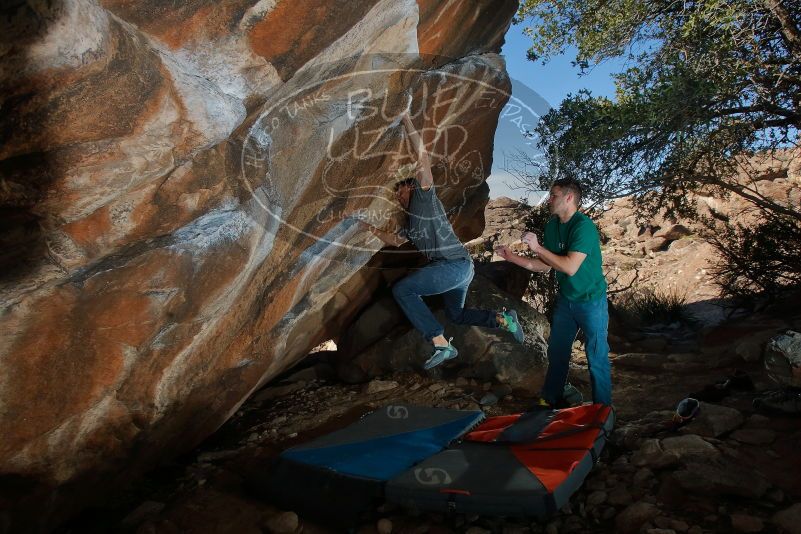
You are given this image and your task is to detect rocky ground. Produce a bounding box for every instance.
[59,313,801,534]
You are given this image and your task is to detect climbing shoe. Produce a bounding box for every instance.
[499,308,525,344]
[423,338,459,370]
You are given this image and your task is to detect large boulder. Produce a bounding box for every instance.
[615,501,660,534]
[653,223,692,241]
[671,460,770,499]
[631,435,720,469]
[0,0,518,529]
[682,403,744,438]
[474,261,533,300]
[765,331,801,388]
[773,503,801,534]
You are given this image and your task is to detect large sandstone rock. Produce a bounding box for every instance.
[615,501,660,534]
[474,261,533,300]
[475,196,530,247]
[682,402,744,438]
[671,460,770,499]
[765,331,801,388]
[773,503,801,534]
[0,0,518,530]
[653,224,692,241]
[631,435,719,469]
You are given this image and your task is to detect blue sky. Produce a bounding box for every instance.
[487,23,625,201]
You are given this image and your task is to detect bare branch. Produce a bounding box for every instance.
[763,0,801,61]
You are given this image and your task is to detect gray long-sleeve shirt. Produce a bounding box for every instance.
[400,180,470,261]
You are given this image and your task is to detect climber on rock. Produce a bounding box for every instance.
[354,109,525,370]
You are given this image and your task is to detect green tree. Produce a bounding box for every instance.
[516,0,801,298]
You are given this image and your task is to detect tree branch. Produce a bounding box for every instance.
[695,173,801,222]
[712,104,797,118]
[763,0,801,61]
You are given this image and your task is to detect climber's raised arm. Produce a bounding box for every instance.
[401,112,434,191]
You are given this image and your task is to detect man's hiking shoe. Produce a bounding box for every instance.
[672,397,701,426]
[499,308,525,344]
[424,338,458,370]
[562,383,584,407]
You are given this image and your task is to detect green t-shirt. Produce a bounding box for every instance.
[543,211,607,301]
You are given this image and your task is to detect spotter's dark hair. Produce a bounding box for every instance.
[551,178,583,206]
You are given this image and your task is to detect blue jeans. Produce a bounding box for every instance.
[542,294,612,405]
[392,258,498,342]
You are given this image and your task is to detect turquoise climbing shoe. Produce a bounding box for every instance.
[423,338,459,370]
[499,308,525,344]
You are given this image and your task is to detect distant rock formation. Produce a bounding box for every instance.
[0,0,517,530]
[599,157,800,326]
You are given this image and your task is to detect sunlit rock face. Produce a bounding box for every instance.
[0,0,517,529]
